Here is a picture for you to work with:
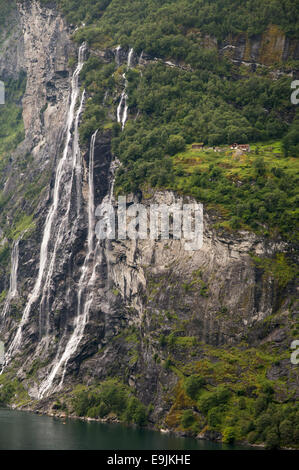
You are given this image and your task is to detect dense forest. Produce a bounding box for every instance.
[0,0,298,450]
[7,1,297,242]
[57,0,299,41]
[49,0,298,241]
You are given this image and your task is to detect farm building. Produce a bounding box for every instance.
[230,143,251,152]
[192,143,204,150]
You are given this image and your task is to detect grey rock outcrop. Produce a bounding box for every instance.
[0,2,297,428]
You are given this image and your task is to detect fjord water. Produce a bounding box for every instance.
[0,409,253,450]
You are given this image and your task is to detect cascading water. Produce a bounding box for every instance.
[117,89,126,127]
[128,47,134,68]
[39,129,99,398]
[115,45,121,66]
[1,239,20,318]
[6,44,87,360]
[40,89,86,342]
[6,43,128,393]
[87,129,97,253]
[117,48,134,130]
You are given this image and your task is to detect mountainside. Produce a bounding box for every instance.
[0,0,298,449]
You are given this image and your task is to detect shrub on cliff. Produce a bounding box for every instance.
[71,380,148,426]
[184,375,206,400]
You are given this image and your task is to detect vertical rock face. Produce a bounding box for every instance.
[0,3,297,418]
[18,0,75,158]
[222,25,299,66]
[0,5,25,80]
[0,1,82,376]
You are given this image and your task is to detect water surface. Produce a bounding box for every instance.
[0,408,253,450]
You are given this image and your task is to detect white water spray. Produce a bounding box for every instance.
[6,44,87,359]
[40,89,86,342]
[1,239,20,318]
[115,45,121,66]
[117,48,134,130]
[127,47,134,68]
[39,129,99,398]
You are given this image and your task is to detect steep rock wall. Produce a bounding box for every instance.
[0,4,297,429]
[221,25,299,66]
[18,0,75,156]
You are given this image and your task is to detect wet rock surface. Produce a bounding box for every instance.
[0,1,297,434]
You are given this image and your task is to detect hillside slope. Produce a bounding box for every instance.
[0,0,298,449]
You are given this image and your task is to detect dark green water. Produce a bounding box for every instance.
[0,408,253,450]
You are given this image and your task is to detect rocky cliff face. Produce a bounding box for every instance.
[0,4,25,81]
[221,25,299,67]
[0,1,297,433]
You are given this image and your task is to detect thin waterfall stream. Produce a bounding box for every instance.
[5,44,131,395]
[5,44,87,363]
[39,128,100,397]
[117,48,134,130]
[1,239,20,318]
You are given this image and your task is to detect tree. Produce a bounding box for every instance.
[282,128,299,157]
[265,427,280,449]
[181,410,195,429]
[184,375,206,400]
[222,426,235,444]
[279,419,293,445]
[166,135,186,156]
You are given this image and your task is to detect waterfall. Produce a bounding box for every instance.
[117,89,126,126]
[40,89,86,341]
[127,47,134,68]
[115,45,121,66]
[117,48,134,130]
[6,44,87,360]
[1,239,20,318]
[10,242,19,298]
[74,89,86,215]
[39,129,99,398]
[121,93,129,130]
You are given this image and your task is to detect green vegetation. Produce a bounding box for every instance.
[0,0,15,28]
[283,114,299,156]
[0,0,296,449]
[0,243,10,267]
[55,0,298,242]
[71,379,148,426]
[20,1,297,242]
[165,345,298,449]
[0,373,30,407]
[181,409,195,429]
[170,142,299,240]
[184,374,206,400]
[79,59,115,143]
[252,253,298,287]
[112,67,295,198]
[58,0,299,46]
[8,214,35,241]
[0,289,7,302]
[0,73,28,247]
[0,73,26,171]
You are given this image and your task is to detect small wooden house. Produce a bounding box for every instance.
[192,143,204,150]
[230,143,250,152]
[238,144,250,152]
